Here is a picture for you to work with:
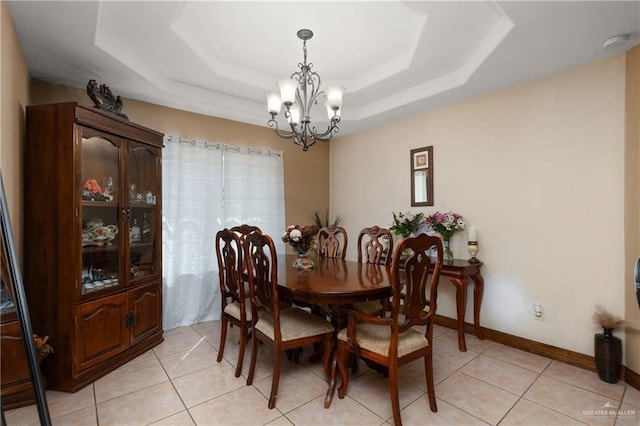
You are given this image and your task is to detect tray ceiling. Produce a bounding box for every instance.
[8,1,640,136]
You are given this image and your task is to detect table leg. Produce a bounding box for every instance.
[324,334,349,408]
[325,307,342,409]
[472,274,484,340]
[449,277,468,352]
[324,343,358,408]
[324,355,338,408]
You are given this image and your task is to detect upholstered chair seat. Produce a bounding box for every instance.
[337,324,428,358]
[256,307,335,342]
[224,300,252,322]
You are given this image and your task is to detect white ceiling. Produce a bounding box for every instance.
[8,1,640,137]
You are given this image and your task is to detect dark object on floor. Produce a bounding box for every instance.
[86,80,128,119]
[594,328,622,383]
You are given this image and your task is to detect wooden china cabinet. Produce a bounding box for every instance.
[22,102,164,392]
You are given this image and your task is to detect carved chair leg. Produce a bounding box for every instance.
[348,353,358,373]
[424,353,437,412]
[268,350,283,409]
[217,317,228,362]
[389,363,402,426]
[246,333,259,386]
[235,327,247,378]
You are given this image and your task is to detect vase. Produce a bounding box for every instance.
[289,238,315,270]
[594,328,622,383]
[292,253,314,270]
[443,238,454,262]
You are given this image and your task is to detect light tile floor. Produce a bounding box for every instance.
[5,321,640,425]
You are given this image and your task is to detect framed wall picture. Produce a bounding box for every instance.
[413,150,429,170]
[410,146,434,207]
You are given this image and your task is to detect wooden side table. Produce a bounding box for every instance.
[440,259,484,351]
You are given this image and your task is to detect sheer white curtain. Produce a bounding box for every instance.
[223,147,285,249]
[162,135,284,330]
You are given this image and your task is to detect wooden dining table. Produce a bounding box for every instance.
[277,255,392,306]
[276,254,393,407]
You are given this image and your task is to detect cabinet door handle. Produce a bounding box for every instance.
[122,205,131,221]
[124,312,132,328]
[125,312,136,328]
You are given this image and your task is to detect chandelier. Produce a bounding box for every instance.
[267,29,344,152]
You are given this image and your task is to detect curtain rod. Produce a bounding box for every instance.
[164,134,283,158]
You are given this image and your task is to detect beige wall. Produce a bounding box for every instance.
[0,1,29,261]
[624,45,640,373]
[331,56,627,357]
[29,81,330,251]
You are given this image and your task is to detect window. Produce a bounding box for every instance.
[162,135,284,329]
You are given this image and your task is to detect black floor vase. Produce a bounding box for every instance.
[594,328,622,383]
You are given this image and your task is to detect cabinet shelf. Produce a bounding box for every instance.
[130,242,153,249]
[82,244,118,254]
[83,200,118,208]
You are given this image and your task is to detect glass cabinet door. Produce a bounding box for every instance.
[127,141,160,285]
[80,128,123,296]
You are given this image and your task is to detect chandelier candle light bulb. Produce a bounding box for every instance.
[267,92,282,115]
[277,79,298,105]
[326,86,345,109]
[289,105,301,125]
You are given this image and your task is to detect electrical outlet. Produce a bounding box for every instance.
[534,303,544,320]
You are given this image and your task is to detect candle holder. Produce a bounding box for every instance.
[467,241,480,263]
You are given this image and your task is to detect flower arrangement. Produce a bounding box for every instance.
[282,224,319,257]
[425,211,465,260]
[425,211,466,240]
[389,212,425,238]
[33,334,53,362]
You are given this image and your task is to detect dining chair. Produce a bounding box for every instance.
[215,227,257,377]
[354,226,394,315]
[230,224,262,238]
[333,233,444,426]
[245,232,335,409]
[317,225,348,259]
[357,225,394,265]
[230,223,263,291]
